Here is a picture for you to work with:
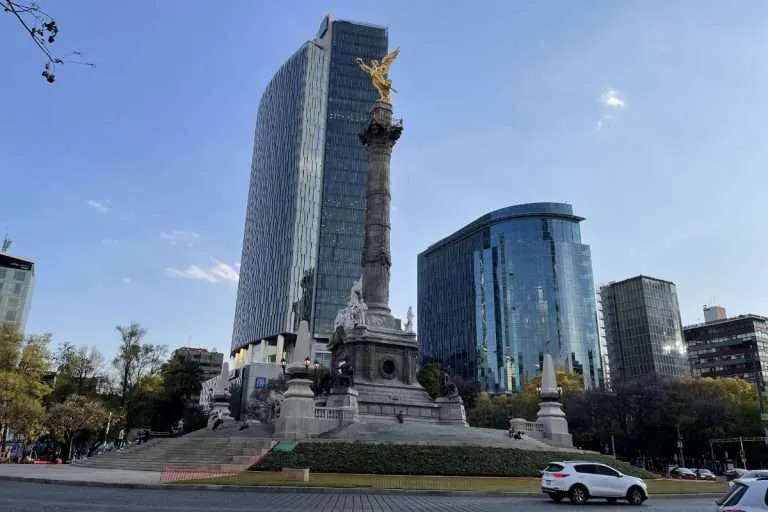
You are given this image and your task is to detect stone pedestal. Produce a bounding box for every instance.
[326,388,360,424]
[274,365,316,440]
[535,353,573,448]
[537,401,573,448]
[332,324,441,422]
[435,396,468,426]
[326,387,359,409]
[208,396,234,428]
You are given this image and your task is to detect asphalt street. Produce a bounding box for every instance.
[0,481,718,511]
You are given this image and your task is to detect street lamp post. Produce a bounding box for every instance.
[677,425,685,468]
[312,360,320,391]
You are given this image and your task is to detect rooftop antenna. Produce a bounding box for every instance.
[1,234,11,254]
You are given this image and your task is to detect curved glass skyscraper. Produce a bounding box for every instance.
[417,203,604,392]
[231,16,388,356]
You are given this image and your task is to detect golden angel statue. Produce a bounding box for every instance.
[356,47,400,103]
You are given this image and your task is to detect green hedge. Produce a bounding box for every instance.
[251,442,657,478]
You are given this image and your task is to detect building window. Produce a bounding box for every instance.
[13,270,25,282]
[4,310,17,322]
[13,283,23,295]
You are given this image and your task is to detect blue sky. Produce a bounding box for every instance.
[2,0,767,361]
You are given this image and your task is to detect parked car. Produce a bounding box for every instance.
[693,468,717,481]
[540,460,648,505]
[717,477,768,511]
[728,470,768,488]
[670,467,698,480]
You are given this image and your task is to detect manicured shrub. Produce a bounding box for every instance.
[251,442,656,478]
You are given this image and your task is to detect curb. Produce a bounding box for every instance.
[0,475,725,499]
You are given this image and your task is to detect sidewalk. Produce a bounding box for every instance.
[0,464,161,486]
[0,464,727,500]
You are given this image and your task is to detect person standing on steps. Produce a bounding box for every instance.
[212,409,224,431]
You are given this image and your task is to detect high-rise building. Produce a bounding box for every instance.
[171,347,224,382]
[417,203,604,393]
[704,305,728,323]
[685,309,768,386]
[599,275,690,385]
[0,246,35,333]
[230,15,388,360]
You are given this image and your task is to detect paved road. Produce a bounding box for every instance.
[0,481,718,511]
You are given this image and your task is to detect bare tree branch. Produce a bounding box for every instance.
[2,0,93,83]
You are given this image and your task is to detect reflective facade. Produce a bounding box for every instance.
[313,21,388,337]
[418,203,604,392]
[600,275,690,386]
[231,17,387,354]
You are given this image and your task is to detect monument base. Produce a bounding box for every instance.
[274,377,316,440]
[331,322,467,425]
[208,396,234,428]
[325,388,360,424]
[537,400,574,448]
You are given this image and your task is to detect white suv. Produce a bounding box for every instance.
[541,460,649,505]
[717,477,768,511]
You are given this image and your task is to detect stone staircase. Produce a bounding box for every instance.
[76,423,277,473]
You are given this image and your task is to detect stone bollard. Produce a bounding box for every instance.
[281,467,310,482]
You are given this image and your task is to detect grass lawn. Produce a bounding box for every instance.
[177,471,727,495]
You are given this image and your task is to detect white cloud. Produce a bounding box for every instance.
[160,230,200,246]
[600,88,625,109]
[122,277,132,284]
[165,259,239,284]
[86,199,112,213]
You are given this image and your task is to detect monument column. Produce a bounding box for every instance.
[359,100,402,320]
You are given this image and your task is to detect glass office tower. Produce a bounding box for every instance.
[231,16,387,355]
[600,275,690,386]
[417,203,604,392]
[0,251,35,333]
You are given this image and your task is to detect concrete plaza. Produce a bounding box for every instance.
[0,463,161,485]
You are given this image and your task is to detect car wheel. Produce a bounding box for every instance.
[627,486,645,506]
[549,493,563,503]
[569,484,589,505]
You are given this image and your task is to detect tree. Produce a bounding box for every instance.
[112,323,166,406]
[0,324,52,449]
[161,355,203,404]
[2,0,93,82]
[143,356,204,430]
[46,394,109,460]
[417,362,443,399]
[52,342,104,398]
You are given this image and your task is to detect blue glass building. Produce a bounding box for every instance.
[231,16,387,357]
[417,203,604,392]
